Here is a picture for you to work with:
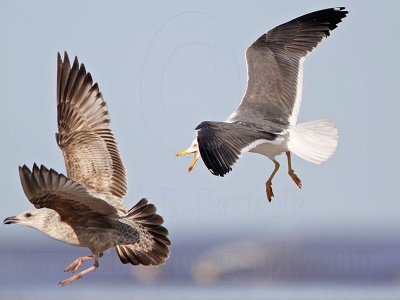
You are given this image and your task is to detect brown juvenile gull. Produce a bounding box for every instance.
[3,52,170,286]
[177,7,347,201]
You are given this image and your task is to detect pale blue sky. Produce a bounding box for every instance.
[1,0,399,244]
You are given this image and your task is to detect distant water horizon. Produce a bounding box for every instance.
[2,281,400,300]
[2,234,400,298]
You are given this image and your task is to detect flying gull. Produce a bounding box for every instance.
[3,52,170,286]
[177,7,347,201]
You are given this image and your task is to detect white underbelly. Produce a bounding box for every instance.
[249,136,288,160]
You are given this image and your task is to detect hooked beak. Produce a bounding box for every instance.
[176,150,199,173]
[3,216,18,225]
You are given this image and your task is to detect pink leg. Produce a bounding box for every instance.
[64,255,94,273]
[59,256,100,286]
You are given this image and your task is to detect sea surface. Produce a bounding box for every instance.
[2,235,400,299]
[1,282,400,300]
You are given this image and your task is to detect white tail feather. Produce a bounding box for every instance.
[287,119,338,164]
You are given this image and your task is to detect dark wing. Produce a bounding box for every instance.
[229,7,348,127]
[19,164,118,228]
[116,198,170,266]
[56,52,127,211]
[196,121,278,176]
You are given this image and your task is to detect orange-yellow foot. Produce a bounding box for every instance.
[288,170,302,188]
[265,181,274,202]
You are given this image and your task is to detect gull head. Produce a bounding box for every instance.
[3,208,54,230]
[176,138,200,172]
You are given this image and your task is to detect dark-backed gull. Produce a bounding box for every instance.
[177,7,347,201]
[4,52,170,286]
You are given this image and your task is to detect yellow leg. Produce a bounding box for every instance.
[286,151,302,188]
[265,160,280,202]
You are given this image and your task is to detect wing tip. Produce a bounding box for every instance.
[63,51,70,68]
[333,7,347,13]
[72,56,79,70]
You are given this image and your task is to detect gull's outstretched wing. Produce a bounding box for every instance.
[228,7,348,127]
[19,164,118,228]
[56,52,127,211]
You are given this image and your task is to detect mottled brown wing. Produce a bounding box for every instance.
[56,52,127,211]
[19,164,117,228]
[116,198,170,266]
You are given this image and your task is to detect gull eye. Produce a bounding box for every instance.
[25,213,32,218]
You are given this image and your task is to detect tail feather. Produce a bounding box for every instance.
[287,119,338,164]
[116,198,170,266]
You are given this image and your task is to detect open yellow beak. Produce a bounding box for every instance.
[176,151,191,157]
[176,150,199,173]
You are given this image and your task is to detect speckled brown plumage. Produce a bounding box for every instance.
[5,52,170,286]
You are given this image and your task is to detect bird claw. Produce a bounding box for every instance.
[64,256,93,273]
[265,182,274,202]
[60,260,99,286]
[64,261,81,273]
[64,258,84,273]
[59,273,82,286]
[289,171,302,188]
